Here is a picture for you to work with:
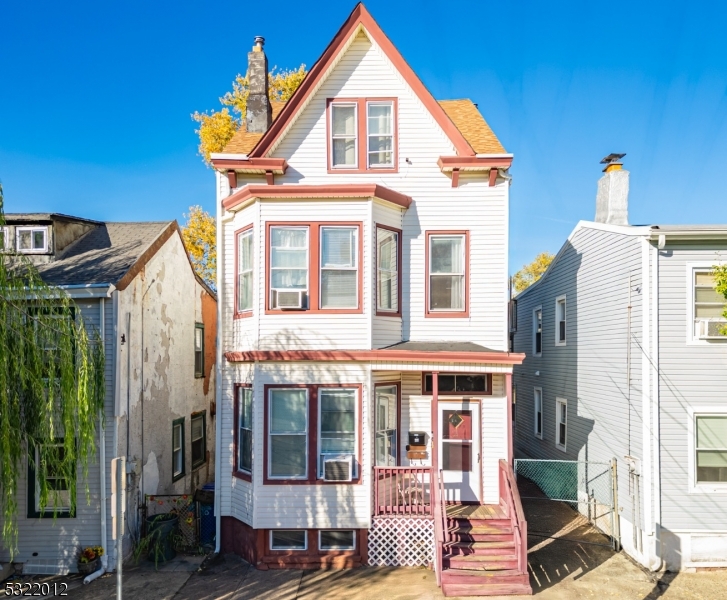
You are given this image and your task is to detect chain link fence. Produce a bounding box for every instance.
[144,494,201,552]
[515,458,619,549]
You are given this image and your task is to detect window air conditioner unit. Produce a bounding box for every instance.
[322,454,353,482]
[274,289,304,309]
[698,320,727,340]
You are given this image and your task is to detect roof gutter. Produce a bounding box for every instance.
[648,228,727,243]
[58,283,116,298]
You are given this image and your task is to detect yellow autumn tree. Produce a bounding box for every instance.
[181,206,216,289]
[192,65,307,166]
[512,252,555,294]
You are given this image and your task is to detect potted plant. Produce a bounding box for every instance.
[77,546,104,575]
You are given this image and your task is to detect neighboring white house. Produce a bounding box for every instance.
[0,213,216,576]
[212,5,529,597]
[512,157,727,571]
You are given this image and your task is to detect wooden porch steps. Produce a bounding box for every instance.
[440,505,532,597]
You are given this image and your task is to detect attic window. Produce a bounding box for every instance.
[17,227,48,253]
[327,98,397,173]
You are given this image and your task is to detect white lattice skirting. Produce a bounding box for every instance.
[367,517,434,567]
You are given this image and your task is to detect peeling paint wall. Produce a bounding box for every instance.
[116,231,216,537]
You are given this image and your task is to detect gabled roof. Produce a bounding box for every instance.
[439,100,506,155]
[245,3,479,159]
[34,221,175,288]
[219,98,506,157]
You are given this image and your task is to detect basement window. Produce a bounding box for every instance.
[319,530,355,551]
[270,530,307,551]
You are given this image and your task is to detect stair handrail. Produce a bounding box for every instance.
[499,459,527,575]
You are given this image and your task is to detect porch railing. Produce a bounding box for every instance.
[499,459,528,574]
[373,467,432,516]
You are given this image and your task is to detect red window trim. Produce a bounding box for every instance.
[234,224,254,320]
[326,98,399,174]
[374,224,403,318]
[421,372,492,396]
[233,383,253,482]
[263,383,363,485]
[374,381,401,466]
[424,230,470,318]
[264,221,364,315]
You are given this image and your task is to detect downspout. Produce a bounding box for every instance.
[650,241,663,571]
[85,295,109,584]
[214,181,233,554]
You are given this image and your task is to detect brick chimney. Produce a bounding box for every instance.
[595,153,629,226]
[246,36,272,134]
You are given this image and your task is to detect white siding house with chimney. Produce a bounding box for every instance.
[211,4,531,596]
[512,158,727,571]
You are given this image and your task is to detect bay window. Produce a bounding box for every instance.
[237,228,253,314]
[428,232,467,313]
[270,227,309,309]
[320,227,358,308]
[318,388,357,477]
[237,386,253,476]
[268,389,308,479]
[377,227,399,314]
[265,385,360,484]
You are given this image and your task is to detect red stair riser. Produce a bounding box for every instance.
[442,583,533,597]
[441,572,530,585]
[444,558,519,570]
[445,545,516,556]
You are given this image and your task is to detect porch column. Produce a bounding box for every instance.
[506,372,513,465]
[430,372,439,475]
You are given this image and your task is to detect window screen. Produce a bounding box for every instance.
[367,102,393,167]
[319,389,356,476]
[320,227,358,309]
[331,104,357,167]
[269,389,308,478]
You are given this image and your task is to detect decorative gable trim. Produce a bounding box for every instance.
[247,3,475,159]
[221,183,413,212]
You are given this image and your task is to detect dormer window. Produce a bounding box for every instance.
[17,227,48,253]
[327,98,397,173]
[0,227,8,252]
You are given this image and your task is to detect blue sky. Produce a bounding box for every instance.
[1,0,726,272]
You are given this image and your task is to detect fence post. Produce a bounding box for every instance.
[611,458,621,551]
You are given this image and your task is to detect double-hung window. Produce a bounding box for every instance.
[533,308,543,355]
[28,439,74,517]
[17,226,48,253]
[328,98,397,171]
[268,389,308,480]
[270,227,309,309]
[695,415,727,484]
[191,411,206,469]
[555,296,567,345]
[237,386,253,475]
[375,385,398,466]
[172,417,185,481]
[194,323,204,378]
[320,227,358,308]
[693,270,727,340]
[318,388,357,478]
[534,388,543,438]
[237,228,254,314]
[556,399,567,451]
[331,103,358,168]
[367,102,393,168]
[377,227,399,314]
[428,233,466,313]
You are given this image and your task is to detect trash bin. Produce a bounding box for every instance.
[146,513,178,563]
[199,483,215,546]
